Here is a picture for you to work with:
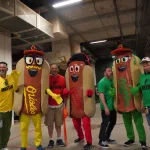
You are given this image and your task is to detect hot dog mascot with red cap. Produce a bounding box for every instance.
[111,44,147,150]
[13,45,63,150]
[65,53,96,150]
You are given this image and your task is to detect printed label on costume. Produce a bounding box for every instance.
[0,120,3,128]
[118,78,131,107]
[1,85,13,92]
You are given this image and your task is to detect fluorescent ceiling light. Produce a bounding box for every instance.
[90,40,107,44]
[52,0,82,8]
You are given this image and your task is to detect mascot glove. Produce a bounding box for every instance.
[109,87,116,97]
[11,70,20,82]
[86,89,94,98]
[63,107,68,118]
[63,88,70,97]
[46,89,63,105]
[130,85,140,95]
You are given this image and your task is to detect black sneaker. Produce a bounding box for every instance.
[74,138,84,143]
[37,145,43,150]
[84,143,93,150]
[99,141,109,149]
[56,139,66,147]
[124,140,135,147]
[140,141,147,150]
[107,138,116,144]
[21,148,26,150]
[48,140,54,148]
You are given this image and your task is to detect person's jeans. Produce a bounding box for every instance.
[146,107,150,126]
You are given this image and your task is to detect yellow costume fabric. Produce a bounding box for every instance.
[20,113,42,147]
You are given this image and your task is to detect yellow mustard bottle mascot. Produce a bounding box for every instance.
[13,45,60,150]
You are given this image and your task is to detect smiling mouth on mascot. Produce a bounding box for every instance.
[71,74,79,82]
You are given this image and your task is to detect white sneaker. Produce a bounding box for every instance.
[1,148,8,150]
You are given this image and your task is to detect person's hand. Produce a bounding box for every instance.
[11,70,20,82]
[104,108,110,116]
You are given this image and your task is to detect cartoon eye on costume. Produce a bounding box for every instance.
[75,65,80,72]
[25,56,34,65]
[116,58,120,64]
[121,57,129,62]
[70,66,74,72]
[35,57,44,66]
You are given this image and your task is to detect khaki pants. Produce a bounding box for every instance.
[45,105,63,126]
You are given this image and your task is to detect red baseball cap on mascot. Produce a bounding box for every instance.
[111,44,132,55]
[67,53,90,66]
[24,45,44,56]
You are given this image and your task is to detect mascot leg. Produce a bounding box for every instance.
[32,113,42,147]
[20,114,30,148]
[72,118,84,140]
[82,116,92,144]
[132,110,146,142]
[122,112,135,140]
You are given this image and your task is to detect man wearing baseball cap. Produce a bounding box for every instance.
[131,56,150,135]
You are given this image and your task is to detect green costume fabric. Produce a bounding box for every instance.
[98,77,115,111]
[122,110,146,142]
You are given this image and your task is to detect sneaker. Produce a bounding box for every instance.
[56,139,66,147]
[99,141,109,149]
[140,141,147,150]
[20,148,26,150]
[1,148,8,150]
[84,143,93,150]
[74,138,84,143]
[48,140,54,148]
[37,145,43,150]
[107,138,116,144]
[124,140,135,146]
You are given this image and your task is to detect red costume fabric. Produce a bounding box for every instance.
[72,116,92,144]
[48,74,66,106]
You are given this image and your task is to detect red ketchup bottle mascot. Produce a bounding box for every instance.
[65,53,96,150]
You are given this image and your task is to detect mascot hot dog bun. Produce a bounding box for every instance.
[65,53,95,118]
[111,44,143,112]
[13,45,50,116]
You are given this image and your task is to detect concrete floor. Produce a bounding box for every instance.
[8,104,150,150]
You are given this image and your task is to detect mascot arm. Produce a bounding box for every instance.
[86,89,94,98]
[46,89,63,105]
[11,70,20,92]
[130,84,141,95]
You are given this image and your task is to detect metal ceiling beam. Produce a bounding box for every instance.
[68,8,141,25]
[70,22,135,36]
[113,0,123,41]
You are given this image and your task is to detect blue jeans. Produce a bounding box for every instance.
[146,107,150,126]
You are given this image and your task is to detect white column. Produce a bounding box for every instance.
[0,33,14,125]
[91,63,96,85]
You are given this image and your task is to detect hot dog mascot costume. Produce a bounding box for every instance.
[13,45,63,150]
[65,53,95,150]
[111,44,147,149]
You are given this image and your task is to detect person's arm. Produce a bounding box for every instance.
[98,81,110,115]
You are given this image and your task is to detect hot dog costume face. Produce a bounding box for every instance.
[13,45,50,149]
[111,45,143,112]
[65,53,96,118]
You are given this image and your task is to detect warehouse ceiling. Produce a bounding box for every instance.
[15,0,150,59]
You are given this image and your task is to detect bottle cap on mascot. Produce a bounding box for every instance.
[67,53,90,66]
[24,45,44,56]
[111,44,132,56]
[141,57,150,63]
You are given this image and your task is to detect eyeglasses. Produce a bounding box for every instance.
[24,56,44,66]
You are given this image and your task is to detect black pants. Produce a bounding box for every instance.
[99,110,117,142]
